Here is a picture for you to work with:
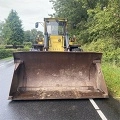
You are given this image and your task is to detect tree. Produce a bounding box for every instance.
[24,29,43,43]
[0,21,4,44]
[3,9,24,46]
[50,0,120,45]
[30,29,43,43]
[24,30,31,42]
[86,0,120,46]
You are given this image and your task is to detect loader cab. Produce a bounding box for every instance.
[34,18,81,51]
[45,20,66,36]
[44,18,67,51]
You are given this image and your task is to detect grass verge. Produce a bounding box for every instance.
[1,56,13,60]
[102,63,120,97]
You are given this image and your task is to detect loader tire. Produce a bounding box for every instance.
[72,48,83,52]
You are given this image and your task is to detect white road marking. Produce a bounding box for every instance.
[89,99,107,120]
[97,110,108,120]
[89,98,99,109]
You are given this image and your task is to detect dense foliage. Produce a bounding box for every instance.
[0,49,17,59]
[50,0,120,65]
[50,0,120,45]
[83,38,120,66]
[0,21,4,44]
[0,47,31,59]
[24,29,43,43]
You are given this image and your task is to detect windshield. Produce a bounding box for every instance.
[46,21,65,35]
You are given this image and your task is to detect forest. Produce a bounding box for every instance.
[50,0,120,65]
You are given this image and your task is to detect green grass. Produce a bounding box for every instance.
[102,63,120,97]
[1,56,13,60]
[83,38,120,97]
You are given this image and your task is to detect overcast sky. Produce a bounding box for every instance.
[0,0,54,31]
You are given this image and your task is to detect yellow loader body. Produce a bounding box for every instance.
[49,36,64,51]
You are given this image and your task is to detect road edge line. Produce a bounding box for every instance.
[89,99,107,120]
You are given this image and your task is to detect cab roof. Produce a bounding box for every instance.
[44,18,67,22]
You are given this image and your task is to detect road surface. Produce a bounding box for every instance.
[0,59,120,120]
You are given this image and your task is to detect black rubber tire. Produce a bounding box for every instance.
[72,48,82,52]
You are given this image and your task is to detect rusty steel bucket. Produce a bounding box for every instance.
[9,51,108,100]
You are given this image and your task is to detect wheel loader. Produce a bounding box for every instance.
[9,18,108,100]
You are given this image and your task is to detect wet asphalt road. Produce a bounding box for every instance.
[0,59,120,120]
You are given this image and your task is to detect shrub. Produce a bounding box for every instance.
[0,49,17,59]
[5,45,24,49]
[17,47,30,52]
[0,47,31,59]
[0,45,5,49]
[23,42,32,48]
[83,38,120,66]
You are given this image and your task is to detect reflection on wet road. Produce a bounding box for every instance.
[0,60,120,120]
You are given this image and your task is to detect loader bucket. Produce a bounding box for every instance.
[9,52,108,100]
